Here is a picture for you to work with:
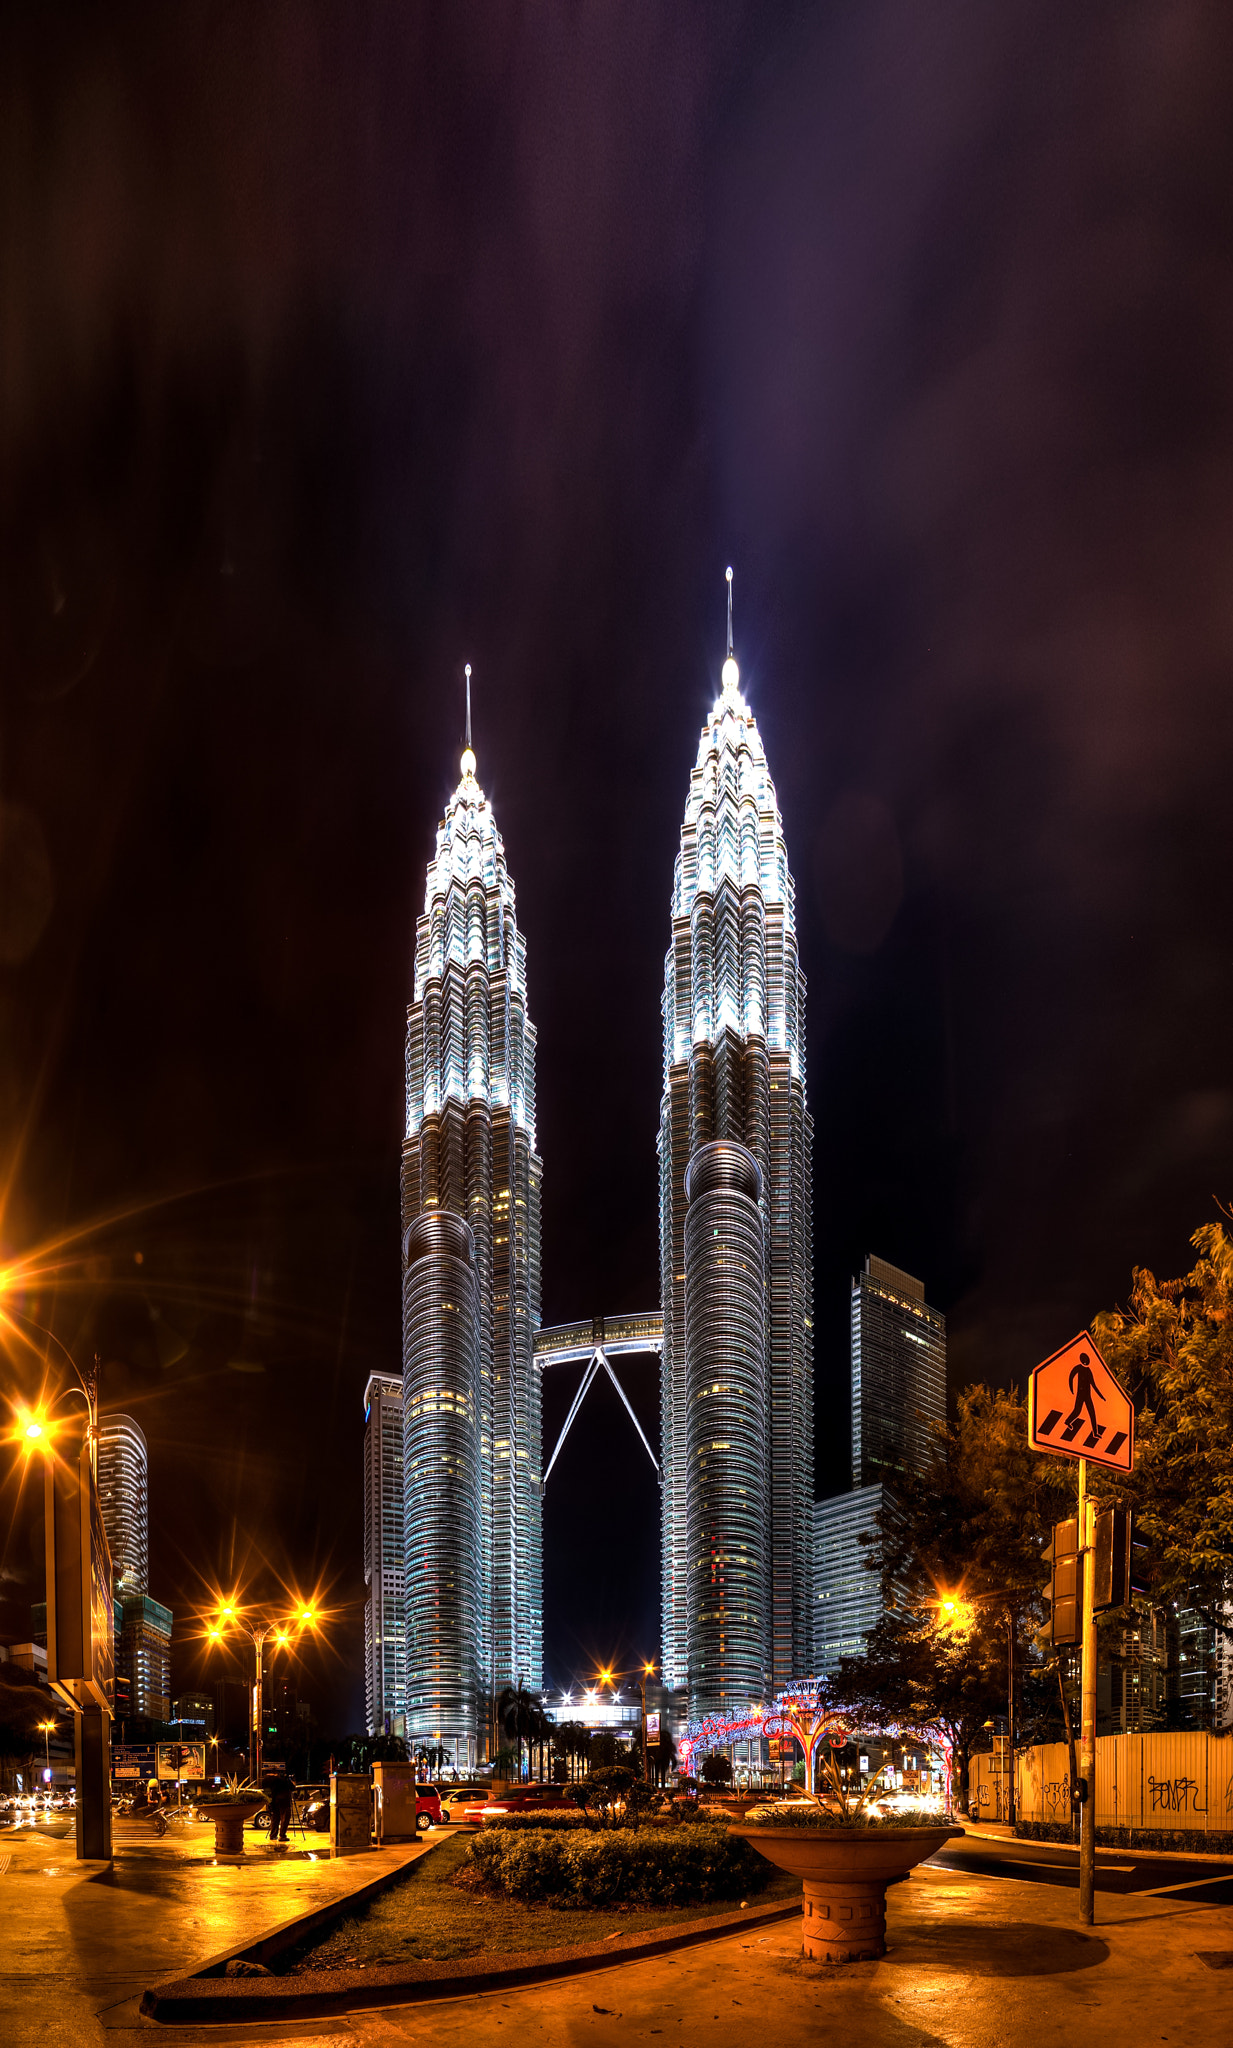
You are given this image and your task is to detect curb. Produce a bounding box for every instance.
[959,1824,1233,1867]
[140,1896,802,2024]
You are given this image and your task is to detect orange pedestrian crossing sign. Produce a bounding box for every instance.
[1028,1330,1134,1473]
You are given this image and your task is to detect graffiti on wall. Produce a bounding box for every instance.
[1147,1775,1207,1816]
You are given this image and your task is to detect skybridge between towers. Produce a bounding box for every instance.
[534,1313,662,1486]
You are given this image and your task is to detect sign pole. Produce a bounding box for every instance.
[1077,1457,1097,1924]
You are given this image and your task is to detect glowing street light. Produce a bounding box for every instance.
[205,1598,323,1783]
[37,1717,56,1785]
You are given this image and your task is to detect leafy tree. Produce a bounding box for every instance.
[700,1751,733,1787]
[588,1730,626,1770]
[345,1732,408,1771]
[577,1763,634,1828]
[830,1385,1075,1806]
[1092,1219,1233,1626]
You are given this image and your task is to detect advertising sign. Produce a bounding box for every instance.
[45,1437,114,1714]
[645,1711,661,1740]
[157,1742,206,1782]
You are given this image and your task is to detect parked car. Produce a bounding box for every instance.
[450,1784,579,1826]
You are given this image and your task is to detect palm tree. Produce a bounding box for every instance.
[496,1683,551,1781]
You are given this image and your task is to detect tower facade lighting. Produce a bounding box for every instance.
[401,702,544,1765]
[659,581,814,1712]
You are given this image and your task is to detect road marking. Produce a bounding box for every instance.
[1146,1872,1233,1895]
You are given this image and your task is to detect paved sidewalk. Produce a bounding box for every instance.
[0,1817,421,2046]
[5,1826,1231,2044]
[263,1860,1231,2048]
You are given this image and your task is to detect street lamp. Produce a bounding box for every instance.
[934,1583,1037,1827]
[594,1661,657,1783]
[38,1718,57,1788]
[206,1600,321,1784]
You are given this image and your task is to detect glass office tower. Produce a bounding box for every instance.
[363,1372,405,1735]
[814,1256,946,1675]
[851,1254,947,1488]
[659,598,814,1712]
[96,1413,148,1595]
[401,718,543,1765]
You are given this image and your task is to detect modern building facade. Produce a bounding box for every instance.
[401,706,543,1767]
[97,1413,148,1595]
[851,1255,947,1486]
[814,1256,946,1676]
[659,592,814,1714]
[363,1371,405,1734]
[94,1410,175,1719]
[116,1595,172,1722]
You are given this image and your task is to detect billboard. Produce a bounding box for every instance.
[157,1742,206,1782]
[645,1711,661,1740]
[45,1437,114,1714]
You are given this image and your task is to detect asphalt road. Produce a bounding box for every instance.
[930,1828,1233,1904]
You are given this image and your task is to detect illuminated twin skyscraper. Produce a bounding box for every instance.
[398,591,813,1750]
[400,679,543,1768]
[658,581,814,1716]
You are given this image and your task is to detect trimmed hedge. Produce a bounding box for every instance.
[458,1822,771,1906]
[481,1811,589,1832]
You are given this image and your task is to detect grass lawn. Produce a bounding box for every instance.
[278,1832,799,1973]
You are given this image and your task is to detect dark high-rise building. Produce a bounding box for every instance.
[659,583,814,1714]
[851,1255,947,1487]
[400,699,543,1767]
[814,1256,946,1676]
[363,1371,405,1735]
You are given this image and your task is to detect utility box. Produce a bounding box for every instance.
[372,1762,420,1842]
[330,1772,372,1854]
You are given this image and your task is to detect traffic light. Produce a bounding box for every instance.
[1039,1516,1082,1647]
[1092,1507,1148,1611]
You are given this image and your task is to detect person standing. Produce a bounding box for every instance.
[263,1765,295,1843]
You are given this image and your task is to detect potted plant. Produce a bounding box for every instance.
[194,1777,269,1856]
[733,1757,960,1965]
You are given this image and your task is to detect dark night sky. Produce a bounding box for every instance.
[3,2,1233,1732]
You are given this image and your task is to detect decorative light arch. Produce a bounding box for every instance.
[678,1677,952,1808]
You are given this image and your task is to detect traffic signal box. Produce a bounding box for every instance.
[1041,1517,1082,1646]
[1040,1506,1147,1648]
[1091,1507,1147,1610]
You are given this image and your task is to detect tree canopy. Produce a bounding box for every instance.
[1092,1218,1233,1623]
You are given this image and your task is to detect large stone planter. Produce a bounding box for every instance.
[733,1821,960,1965]
[195,1797,267,1856]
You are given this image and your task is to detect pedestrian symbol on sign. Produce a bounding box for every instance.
[1064,1351,1105,1445]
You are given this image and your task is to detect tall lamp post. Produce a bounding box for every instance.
[206,1602,320,1784]
[6,1330,111,1861]
[937,1586,1037,1827]
[597,1661,657,1784]
[38,1717,57,1788]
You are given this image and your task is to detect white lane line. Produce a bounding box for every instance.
[1146,1872,1233,1895]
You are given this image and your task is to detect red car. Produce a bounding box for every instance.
[451,1785,580,1825]
[413,1784,444,1830]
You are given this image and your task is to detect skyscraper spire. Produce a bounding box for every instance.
[461,663,476,780]
[721,568,740,700]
